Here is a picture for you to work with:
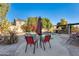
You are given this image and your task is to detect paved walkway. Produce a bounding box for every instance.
[0,35,25,56]
[15,34,70,56]
[0,34,79,56]
[56,34,79,56]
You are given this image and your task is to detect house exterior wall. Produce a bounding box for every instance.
[9,19,25,33]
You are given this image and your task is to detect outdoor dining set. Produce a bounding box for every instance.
[24,32,51,54]
[24,17,53,54]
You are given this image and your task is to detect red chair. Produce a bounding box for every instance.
[42,35,51,50]
[25,36,38,54]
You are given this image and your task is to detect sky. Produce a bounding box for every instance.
[6,3,79,25]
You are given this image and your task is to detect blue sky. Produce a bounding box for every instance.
[6,3,79,25]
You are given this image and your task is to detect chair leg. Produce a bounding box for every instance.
[43,42,45,50]
[49,41,51,48]
[33,44,36,54]
[37,41,38,48]
[25,44,28,53]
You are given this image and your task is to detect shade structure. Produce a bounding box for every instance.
[36,17,42,35]
[36,17,42,48]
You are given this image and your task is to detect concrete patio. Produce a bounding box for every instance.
[0,34,79,56]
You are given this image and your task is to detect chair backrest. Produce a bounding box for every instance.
[25,36,34,44]
[43,35,51,42]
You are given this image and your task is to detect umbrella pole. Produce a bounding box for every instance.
[39,35,42,48]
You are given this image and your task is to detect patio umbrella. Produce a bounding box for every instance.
[36,17,42,47]
[36,17,42,35]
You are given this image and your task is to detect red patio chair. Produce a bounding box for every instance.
[25,36,38,54]
[42,35,51,50]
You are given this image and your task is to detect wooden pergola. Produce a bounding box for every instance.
[67,23,79,34]
[55,23,79,34]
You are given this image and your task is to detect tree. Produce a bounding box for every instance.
[56,18,68,33]
[57,22,61,27]
[45,18,52,31]
[60,18,68,25]
[0,3,9,21]
[26,17,38,26]
[57,18,68,27]
[22,17,53,32]
[0,18,11,33]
